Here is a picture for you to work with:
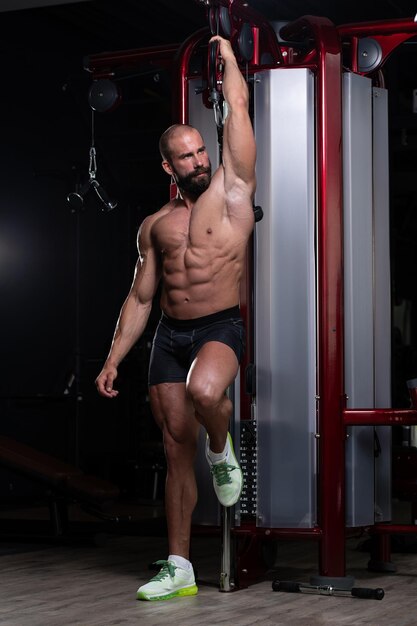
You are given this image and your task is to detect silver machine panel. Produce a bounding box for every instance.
[254,68,317,528]
[343,72,375,526]
[343,73,391,526]
[373,87,392,521]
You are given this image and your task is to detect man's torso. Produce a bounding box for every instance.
[150,168,254,319]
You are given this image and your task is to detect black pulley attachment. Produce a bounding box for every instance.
[67,147,117,212]
[67,110,117,212]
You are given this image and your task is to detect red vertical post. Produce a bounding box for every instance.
[172,27,210,124]
[313,19,345,577]
[283,15,346,577]
[282,15,346,576]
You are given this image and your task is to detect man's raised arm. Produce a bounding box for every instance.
[211,35,256,199]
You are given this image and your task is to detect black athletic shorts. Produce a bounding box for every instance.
[148,305,246,386]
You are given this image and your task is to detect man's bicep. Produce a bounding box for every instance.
[132,220,161,304]
[132,248,161,306]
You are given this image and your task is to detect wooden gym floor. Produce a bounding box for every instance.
[0,502,417,626]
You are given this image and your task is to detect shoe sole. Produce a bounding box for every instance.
[137,584,198,601]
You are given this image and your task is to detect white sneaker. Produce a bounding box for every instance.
[136,560,198,601]
[205,432,243,507]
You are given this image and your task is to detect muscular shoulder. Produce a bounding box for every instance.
[138,202,175,244]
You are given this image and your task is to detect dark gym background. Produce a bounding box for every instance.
[1,0,417,511]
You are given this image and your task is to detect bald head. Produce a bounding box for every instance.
[159,124,201,163]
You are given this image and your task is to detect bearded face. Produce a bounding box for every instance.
[172,163,212,198]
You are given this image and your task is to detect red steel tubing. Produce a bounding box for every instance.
[299,16,345,579]
[84,44,179,76]
[373,524,417,534]
[344,408,417,426]
[338,17,417,37]
[173,27,209,123]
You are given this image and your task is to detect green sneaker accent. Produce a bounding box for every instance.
[211,462,240,486]
[206,432,243,507]
[149,560,176,580]
[137,584,199,602]
[136,560,198,601]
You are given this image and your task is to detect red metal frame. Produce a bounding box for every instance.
[172,27,210,124]
[295,15,346,578]
[277,14,417,578]
[84,44,179,78]
[338,18,417,74]
[280,13,347,578]
[344,409,417,426]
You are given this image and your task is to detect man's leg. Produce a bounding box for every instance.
[186,341,239,452]
[137,382,200,601]
[186,341,242,507]
[150,381,200,559]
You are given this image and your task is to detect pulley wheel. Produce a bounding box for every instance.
[238,22,254,62]
[88,78,121,112]
[219,6,231,37]
[209,6,218,35]
[357,38,382,73]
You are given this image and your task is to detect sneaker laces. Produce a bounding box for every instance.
[210,462,237,486]
[150,560,177,581]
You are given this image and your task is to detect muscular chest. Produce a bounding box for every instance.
[152,211,189,256]
[152,208,229,259]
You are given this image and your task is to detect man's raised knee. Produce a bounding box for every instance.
[187,381,225,412]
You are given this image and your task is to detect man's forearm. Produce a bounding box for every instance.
[222,50,249,110]
[105,296,152,367]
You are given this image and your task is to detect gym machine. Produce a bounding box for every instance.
[84,0,417,591]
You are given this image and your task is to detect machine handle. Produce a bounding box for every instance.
[272,580,385,600]
[351,587,385,600]
[208,39,223,102]
[272,580,301,593]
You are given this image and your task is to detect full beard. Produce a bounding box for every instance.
[174,164,212,198]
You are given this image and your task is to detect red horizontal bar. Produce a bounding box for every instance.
[338,17,417,37]
[372,523,417,535]
[343,408,417,426]
[84,44,179,74]
[233,526,323,540]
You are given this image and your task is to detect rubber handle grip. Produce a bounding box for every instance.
[351,587,385,600]
[209,40,219,91]
[272,580,301,593]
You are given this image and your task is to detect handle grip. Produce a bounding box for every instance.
[272,580,301,593]
[209,40,219,92]
[351,587,385,600]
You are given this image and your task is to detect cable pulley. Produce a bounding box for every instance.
[67,110,117,212]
